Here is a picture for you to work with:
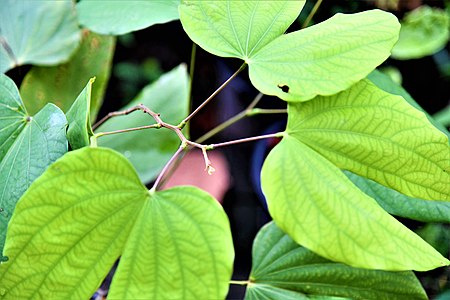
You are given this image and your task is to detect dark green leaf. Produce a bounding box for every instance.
[246,222,428,300]
[20,30,115,120]
[346,171,450,223]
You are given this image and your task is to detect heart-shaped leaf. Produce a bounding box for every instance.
[77,0,180,35]
[0,147,233,299]
[246,222,428,300]
[180,2,400,101]
[261,135,448,270]
[0,74,67,256]
[0,0,80,73]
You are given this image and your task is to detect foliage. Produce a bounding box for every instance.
[0,0,449,299]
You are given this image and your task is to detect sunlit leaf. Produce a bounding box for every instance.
[287,79,450,201]
[96,65,189,183]
[0,0,80,73]
[0,147,233,299]
[66,78,95,150]
[261,136,449,270]
[179,0,305,58]
[20,30,115,120]
[180,2,399,102]
[109,186,234,299]
[0,147,148,299]
[391,6,450,60]
[77,0,180,35]
[0,74,67,256]
[246,222,428,300]
[249,10,400,101]
[367,69,450,139]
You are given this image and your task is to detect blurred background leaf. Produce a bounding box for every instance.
[19,30,115,121]
[0,0,80,73]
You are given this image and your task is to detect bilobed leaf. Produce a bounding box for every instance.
[346,171,450,223]
[20,30,115,120]
[287,79,450,201]
[0,74,67,256]
[368,69,450,139]
[0,147,234,299]
[248,10,400,101]
[246,222,428,300]
[0,147,148,299]
[0,0,80,73]
[261,136,448,270]
[66,78,95,150]
[96,65,189,183]
[109,186,234,299]
[179,0,305,58]
[77,0,180,35]
[180,3,400,102]
[391,6,450,60]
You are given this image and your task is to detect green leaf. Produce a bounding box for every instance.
[20,30,115,120]
[96,64,189,183]
[346,171,450,223]
[246,222,428,300]
[180,3,400,102]
[179,0,305,58]
[66,78,95,150]
[0,147,233,299]
[0,147,148,299]
[287,79,450,201]
[0,74,67,256]
[108,186,234,299]
[77,0,180,35]
[0,0,80,73]
[368,69,450,139]
[261,136,449,270]
[248,10,400,101]
[391,6,450,60]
